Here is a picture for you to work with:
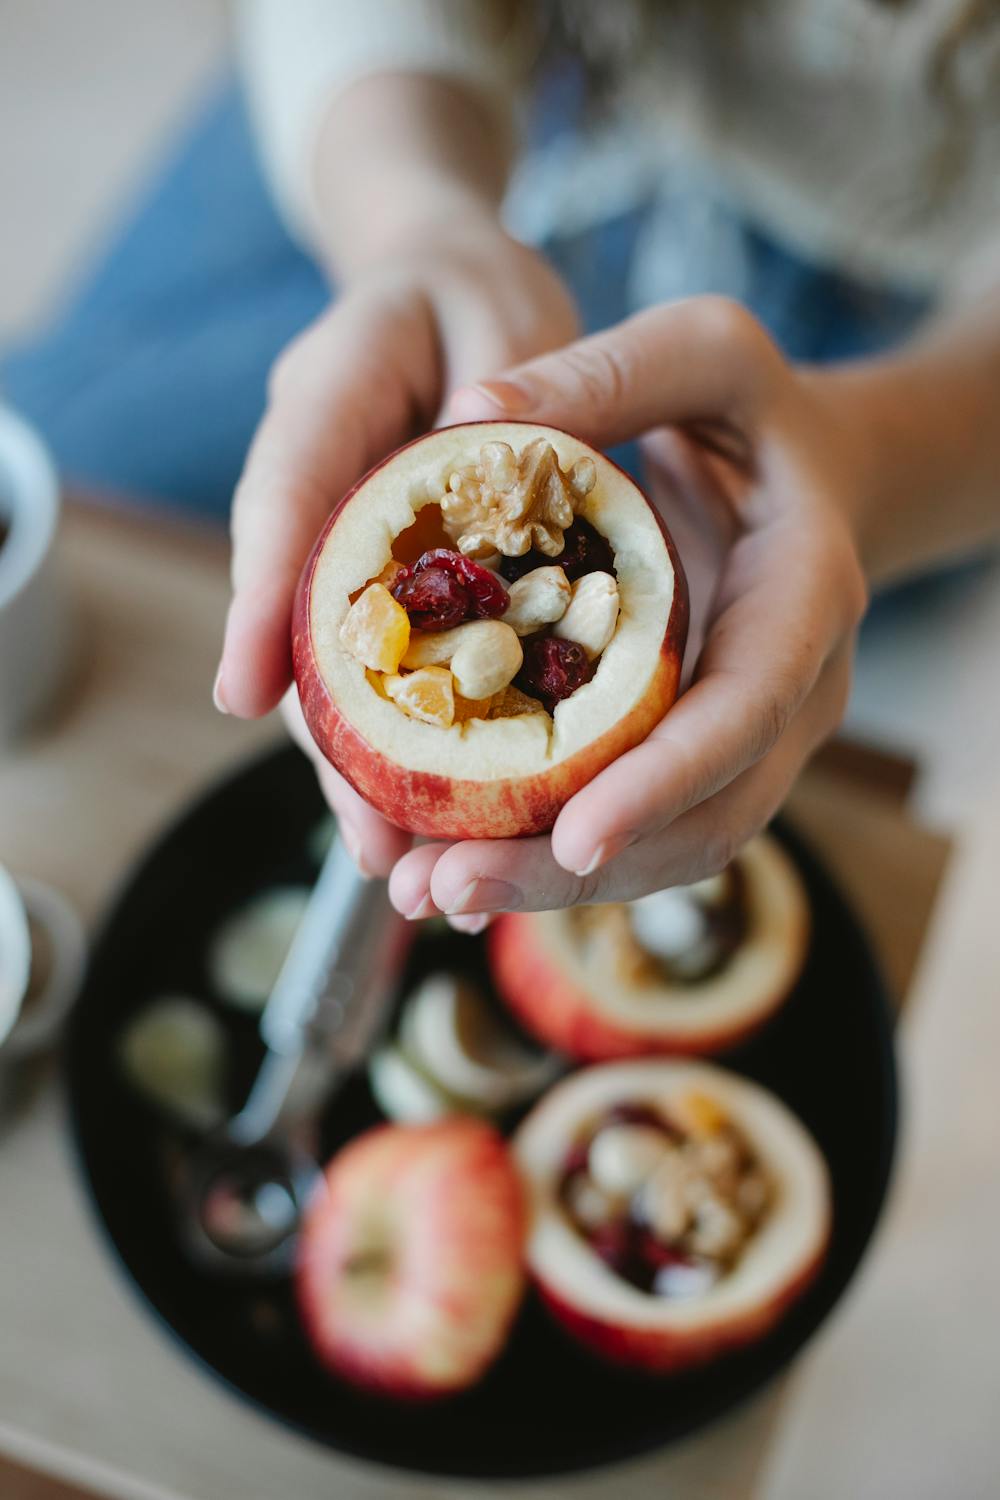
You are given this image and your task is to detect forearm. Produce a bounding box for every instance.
[815,296,1000,584]
[311,72,514,280]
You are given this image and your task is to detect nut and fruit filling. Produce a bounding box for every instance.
[337,440,622,727]
[558,1094,772,1299]
[571,866,749,987]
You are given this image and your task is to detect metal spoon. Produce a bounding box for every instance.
[181,834,409,1275]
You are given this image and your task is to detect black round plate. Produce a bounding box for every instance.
[65,743,897,1480]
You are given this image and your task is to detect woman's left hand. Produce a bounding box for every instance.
[386,298,870,930]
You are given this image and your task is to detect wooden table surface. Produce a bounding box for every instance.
[0,498,955,1500]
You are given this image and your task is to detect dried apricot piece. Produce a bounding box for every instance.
[671,1091,728,1138]
[383,666,455,727]
[339,583,410,673]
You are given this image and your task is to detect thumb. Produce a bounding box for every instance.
[446,296,783,450]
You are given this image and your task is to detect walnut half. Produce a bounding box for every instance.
[441,439,596,560]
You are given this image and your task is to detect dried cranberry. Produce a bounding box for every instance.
[588,1222,635,1277]
[634,1230,690,1273]
[516,637,594,711]
[603,1102,675,1136]
[392,567,469,631]
[391,548,508,631]
[500,518,616,585]
[414,549,509,619]
[560,1141,591,1179]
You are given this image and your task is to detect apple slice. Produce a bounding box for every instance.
[296,1119,526,1398]
[398,972,558,1109]
[118,996,226,1131]
[208,886,310,1012]
[368,972,559,1124]
[367,1042,457,1125]
[514,1059,830,1371]
[293,422,687,839]
[488,835,809,1058]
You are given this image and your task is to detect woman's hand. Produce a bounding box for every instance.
[387,297,869,928]
[214,220,578,873]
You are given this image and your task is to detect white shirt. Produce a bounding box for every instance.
[237,0,1000,298]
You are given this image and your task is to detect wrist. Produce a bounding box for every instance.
[322,181,505,283]
[809,345,1000,585]
[804,359,943,584]
[309,72,512,283]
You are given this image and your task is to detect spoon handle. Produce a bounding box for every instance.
[230,832,409,1143]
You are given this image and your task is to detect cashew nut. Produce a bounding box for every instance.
[451,620,523,699]
[400,619,523,700]
[587,1124,669,1197]
[552,570,619,659]
[502,565,571,636]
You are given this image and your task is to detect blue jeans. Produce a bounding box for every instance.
[1,80,930,522]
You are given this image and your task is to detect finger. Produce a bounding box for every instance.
[219,294,438,718]
[551,507,857,875]
[282,689,411,877]
[445,912,495,936]
[388,841,450,920]
[427,655,849,912]
[314,762,412,878]
[445,297,785,450]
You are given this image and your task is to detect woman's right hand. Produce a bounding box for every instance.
[214,218,579,874]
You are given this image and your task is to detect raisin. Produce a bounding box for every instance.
[500,518,616,585]
[391,548,509,631]
[516,637,594,711]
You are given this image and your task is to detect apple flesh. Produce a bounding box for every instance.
[488,835,809,1059]
[293,422,688,839]
[296,1118,526,1398]
[513,1059,830,1372]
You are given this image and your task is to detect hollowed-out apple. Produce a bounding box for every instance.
[293,422,688,839]
[296,1118,526,1399]
[513,1059,830,1372]
[488,835,809,1058]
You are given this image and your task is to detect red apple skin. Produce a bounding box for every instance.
[295,1119,526,1400]
[488,914,790,1059]
[292,425,689,840]
[535,1238,827,1372]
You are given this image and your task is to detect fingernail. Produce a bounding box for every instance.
[447,912,491,936]
[212,665,229,714]
[445,878,521,915]
[574,832,635,877]
[340,822,374,879]
[449,378,531,419]
[403,893,437,921]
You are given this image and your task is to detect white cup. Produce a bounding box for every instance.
[0,404,70,745]
[0,865,31,1046]
[0,865,85,1057]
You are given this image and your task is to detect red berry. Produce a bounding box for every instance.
[391,549,509,630]
[500,518,615,585]
[560,1142,591,1178]
[634,1229,689,1272]
[416,549,509,619]
[588,1221,634,1276]
[603,1102,675,1136]
[516,637,594,710]
[392,567,469,631]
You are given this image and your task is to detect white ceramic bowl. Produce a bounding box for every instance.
[0,865,31,1046]
[0,403,69,744]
